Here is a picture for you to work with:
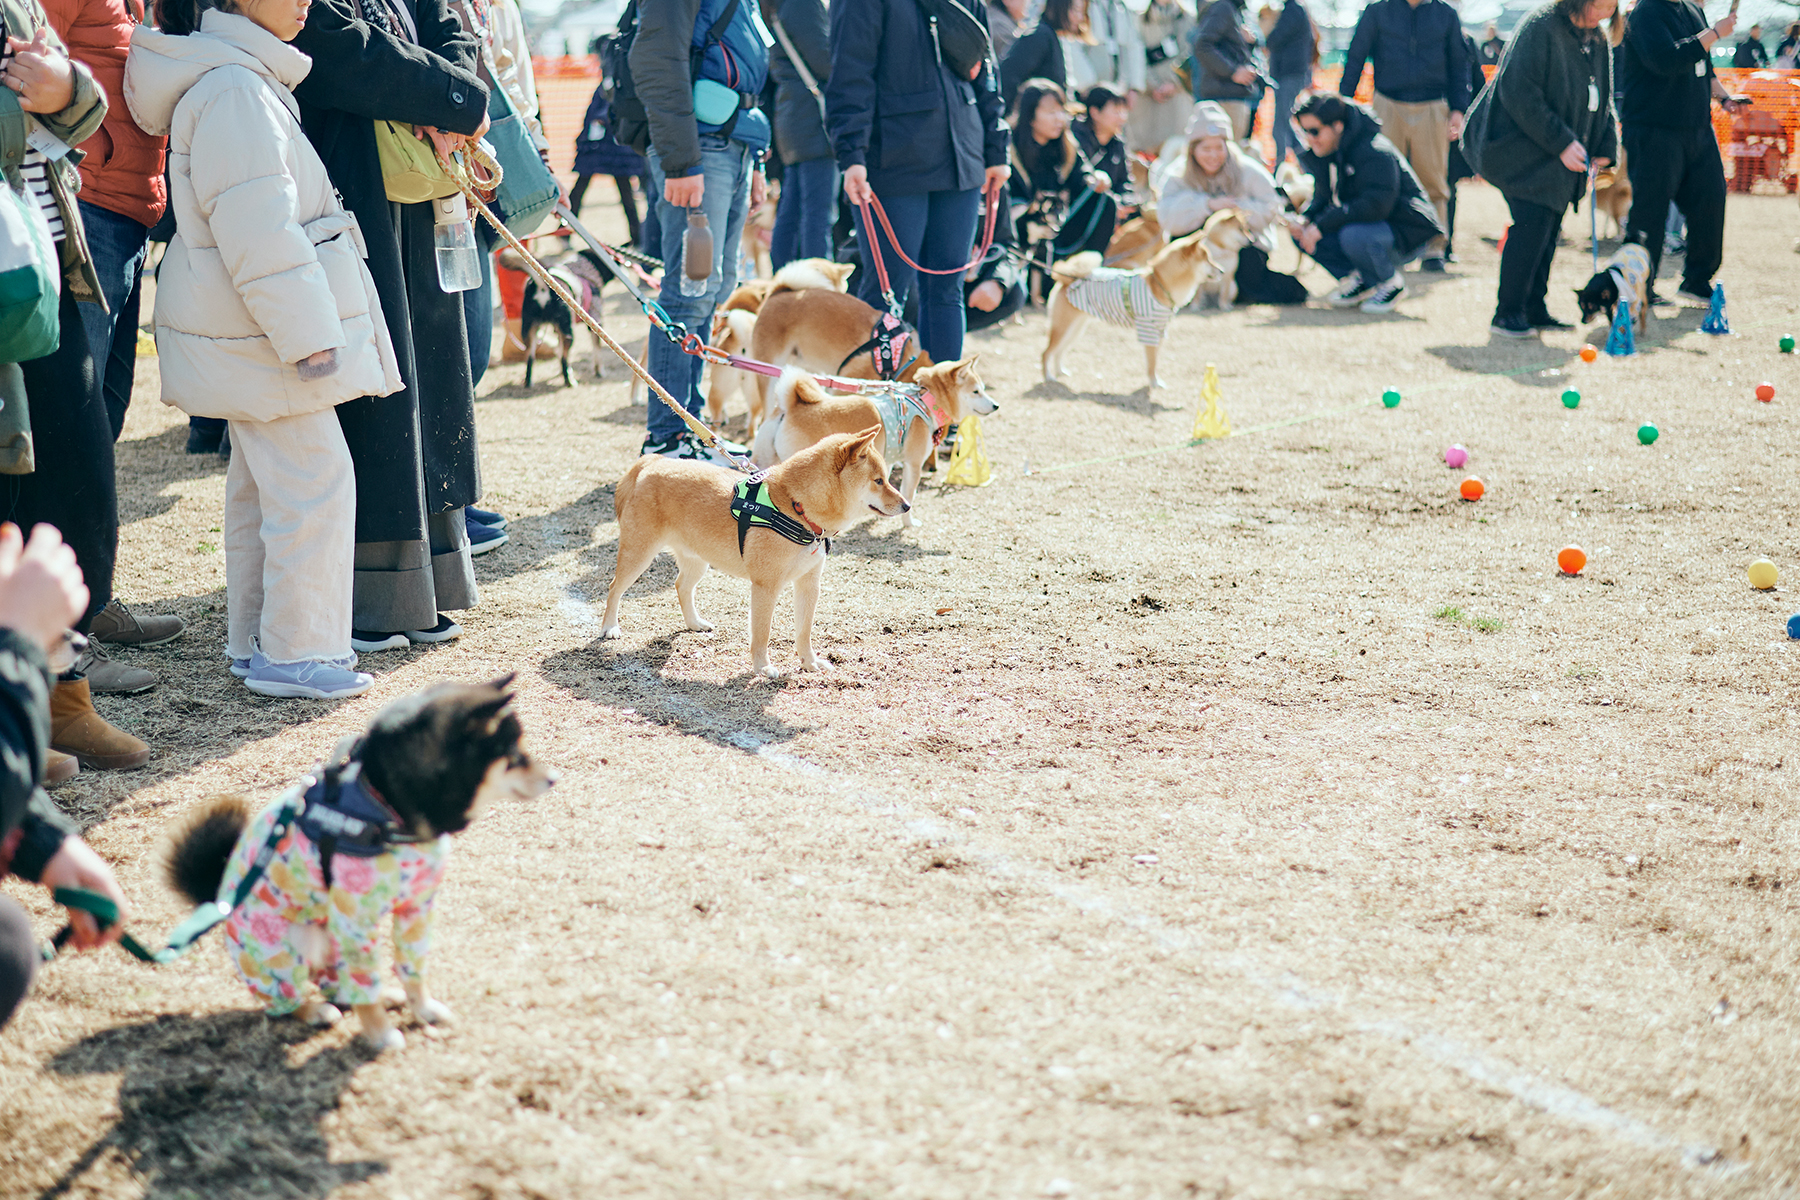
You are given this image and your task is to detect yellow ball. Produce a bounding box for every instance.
[1748,558,1779,590]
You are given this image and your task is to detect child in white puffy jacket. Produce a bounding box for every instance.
[126,0,404,700]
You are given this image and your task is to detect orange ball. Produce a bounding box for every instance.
[1557,545,1587,575]
[1459,476,1485,500]
[1579,344,1598,363]
[1756,382,1776,402]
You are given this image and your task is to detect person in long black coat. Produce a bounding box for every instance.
[290,0,491,645]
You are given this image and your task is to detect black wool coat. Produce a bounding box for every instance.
[290,0,489,545]
[1464,1,1616,213]
[765,0,832,165]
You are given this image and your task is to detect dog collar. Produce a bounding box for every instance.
[731,472,828,555]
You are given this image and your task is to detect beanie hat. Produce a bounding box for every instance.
[1184,101,1235,143]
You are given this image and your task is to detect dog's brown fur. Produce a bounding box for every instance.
[1042,229,1216,390]
[600,430,908,677]
[1196,210,1254,309]
[1592,145,1631,242]
[747,287,936,415]
[706,308,761,432]
[1105,210,1166,269]
[765,258,857,297]
[751,361,996,528]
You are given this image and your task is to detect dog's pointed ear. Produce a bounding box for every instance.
[489,672,518,693]
[838,426,882,467]
[954,354,980,377]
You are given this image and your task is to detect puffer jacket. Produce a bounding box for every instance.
[1297,101,1442,256]
[125,11,402,422]
[41,0,167,226]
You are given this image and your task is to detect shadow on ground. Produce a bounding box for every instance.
[40,1011,381,1200]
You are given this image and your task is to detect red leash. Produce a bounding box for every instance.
[854,182,1003,315]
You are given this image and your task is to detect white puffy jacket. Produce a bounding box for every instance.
[126,11,403,421]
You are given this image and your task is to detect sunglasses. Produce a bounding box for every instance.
[1295,123,1325,139]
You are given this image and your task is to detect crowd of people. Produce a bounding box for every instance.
[0,0,1767,1022]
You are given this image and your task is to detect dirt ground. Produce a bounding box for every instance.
[4,183,1800,1199]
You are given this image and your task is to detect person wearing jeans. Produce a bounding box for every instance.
[766,0,836,269]
[1289,92,1442,314]
[1461,0,1618,337]
[630,0,771,460]
[829,0,1009,366]
[643,135,760,451]
[1265,0,1317,167]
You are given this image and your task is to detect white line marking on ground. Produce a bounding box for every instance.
[557,581,1737,1175]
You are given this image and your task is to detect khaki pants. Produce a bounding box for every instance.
[224,408,356,664]
[1371,93,1450,258]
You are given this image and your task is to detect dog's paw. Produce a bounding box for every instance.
[685,617,716,633]
[902,510,921,529]
[798,656,833,673]
[1150,376,1168,391]
[412,997,455,1026]
[599,623,623,640]
[756,663,782,681]
[296,1001,342,1027]
[364,1027,406,1053]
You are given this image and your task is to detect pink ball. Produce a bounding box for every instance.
[1445,444,1469,469]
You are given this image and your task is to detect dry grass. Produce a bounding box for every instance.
[4,185,1800,1198]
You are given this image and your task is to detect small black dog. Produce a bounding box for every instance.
[161,675,556,1050]
[512,247,616,388]
[1574,230,1652,337]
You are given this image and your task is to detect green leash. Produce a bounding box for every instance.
[39,792,306,966]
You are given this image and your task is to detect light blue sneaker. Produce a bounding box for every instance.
[244,641,373,700]
[229,656,250,679]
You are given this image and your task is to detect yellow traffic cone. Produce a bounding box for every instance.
[1191,363,1231,440]
[942,413,992,487]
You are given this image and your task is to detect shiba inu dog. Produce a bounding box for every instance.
[1042,229,1215,390]
[600,429,908,677]
[1194,209,1255,310]
[160,678,556,1051]
[750,362,995,528]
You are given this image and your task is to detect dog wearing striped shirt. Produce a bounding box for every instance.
[1042,228,1214,391]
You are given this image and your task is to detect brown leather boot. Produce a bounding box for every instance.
[45,749,79,785]
[50,679,150,771]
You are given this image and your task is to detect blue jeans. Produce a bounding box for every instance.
[645,134,755,443]
[75,201,151,441]
[464,221,497,388]
[770,157,839,269]
[1311,222,1401,284]
[854,187,980,364]
[1272,74,1309,167]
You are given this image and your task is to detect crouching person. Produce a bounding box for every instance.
[126,0,404,699]
[1286,92,1443,315]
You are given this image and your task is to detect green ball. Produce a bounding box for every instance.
[1637,423,1659,445]
[1561,389,1581,409]
[1782,335,1796,354]
[1381,389,1401,408]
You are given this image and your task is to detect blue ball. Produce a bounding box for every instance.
[1788,614,1800,640]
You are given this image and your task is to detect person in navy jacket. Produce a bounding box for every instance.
[827,0,1010,365]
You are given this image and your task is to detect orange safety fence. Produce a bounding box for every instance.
[529,58,1800,194]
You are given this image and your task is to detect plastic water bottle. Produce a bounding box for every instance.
[680,208,713,298]
[432,194,482,293]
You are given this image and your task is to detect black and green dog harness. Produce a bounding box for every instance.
[731,471,826,555]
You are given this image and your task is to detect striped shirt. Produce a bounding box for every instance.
[1064,269,1175,346]
[17,151,66,244]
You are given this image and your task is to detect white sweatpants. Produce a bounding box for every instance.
[224,409,355,664]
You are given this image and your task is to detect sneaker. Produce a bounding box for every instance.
[641,432,738,468]
[1359,277,1406,313]
[1419,256,1447,273]
[1443,248,1459,264]
[229,656,251,678]
[49,678,151,770]
[1676,284,1713,306]
[1327,272,1372,307]
[467,505,507,529]
[351,629,411,653]
[1527,311,1574,330]
[467,516,509,556]
[74,641,157,695]
[406,615,462,644]
[1490,312,1537,339]
[1665,237,1687,255]
[88,598,185,647]
[245,648,374,701]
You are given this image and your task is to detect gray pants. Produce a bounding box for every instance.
[352,508,477,633]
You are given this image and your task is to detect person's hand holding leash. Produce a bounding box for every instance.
[40,839,128,949]
[843,164,873,206]
[1560,141,1589,173]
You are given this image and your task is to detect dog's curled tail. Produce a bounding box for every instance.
[770,365,830,415]
[159,795,252,907]
[1049,251,1103,283]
